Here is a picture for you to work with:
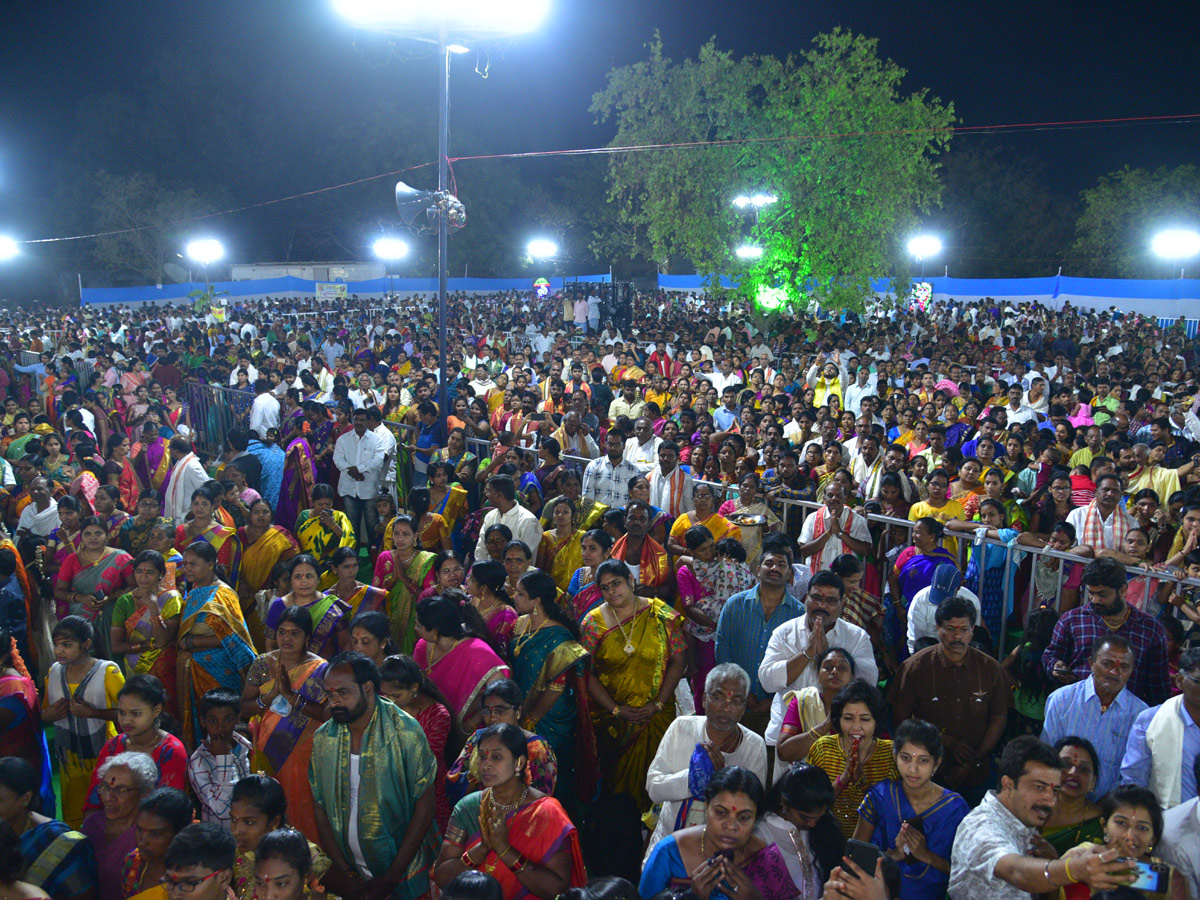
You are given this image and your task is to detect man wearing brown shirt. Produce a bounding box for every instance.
[890,595,1010,804]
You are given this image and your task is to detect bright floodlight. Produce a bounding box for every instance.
[373,236,410,260]
[907,234,942,261]
[733,194,777,209]
[333,0,550,38]
[446,43,470,53]
[0,236,18,261]
[185,239,224,267]
[527,238,558,259]
[735,245,764,260]
[1151,229,1200,261]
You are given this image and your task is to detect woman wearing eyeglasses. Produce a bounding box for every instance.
[80,751,157,900]
[446,679,558,807]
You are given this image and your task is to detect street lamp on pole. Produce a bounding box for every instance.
[1151,228,1200,278]
[373,236,409,297]
[185,239,224,294]
[527,239,558,260]
[907,234,942,280]
[333,0,551,419]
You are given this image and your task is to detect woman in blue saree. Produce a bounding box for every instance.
[888,517,958,610]
[509,570,599,804]
[176,540,258,746]
[946,501,1019,645]
[854,719,968,900]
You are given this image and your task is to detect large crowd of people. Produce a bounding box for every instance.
[0,287,1198,900]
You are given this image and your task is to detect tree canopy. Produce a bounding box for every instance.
[1073,164,1200,278]
[590,29,955,311]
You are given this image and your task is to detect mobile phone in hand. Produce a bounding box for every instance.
[1118,858,1168,894]
[845,840,883,879]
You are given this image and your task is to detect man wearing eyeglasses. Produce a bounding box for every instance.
[758,570,876,751]
[642,663,767,863]
[160,822,236,900]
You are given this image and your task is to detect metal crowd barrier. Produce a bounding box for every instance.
[184,382,255,456]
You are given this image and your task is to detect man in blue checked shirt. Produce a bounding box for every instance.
[714,547,803,735]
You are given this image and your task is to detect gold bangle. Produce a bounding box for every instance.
[611,705,621,718]
[1064,859,1077,884]
[654,699,665,712]
[461,849,475,868]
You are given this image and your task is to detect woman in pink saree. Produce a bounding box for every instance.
[411,593,511,732]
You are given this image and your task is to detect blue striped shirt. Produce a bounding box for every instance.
[1042,676,1148,800]
[714,586,803,700]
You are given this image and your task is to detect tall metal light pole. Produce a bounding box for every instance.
[333,0,550,418]
[185,238,224,294]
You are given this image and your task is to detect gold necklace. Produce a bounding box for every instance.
[607,600,640,656]
[513,613,549,655]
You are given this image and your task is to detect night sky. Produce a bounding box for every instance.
[3,1,1198,263]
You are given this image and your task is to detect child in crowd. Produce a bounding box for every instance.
[41,615,123,828]
[1166,548,1200,648]
[188,688,252,826]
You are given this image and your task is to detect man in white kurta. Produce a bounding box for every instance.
[758,570,877,747]
[164,438,211,524]
[644,664,767,862]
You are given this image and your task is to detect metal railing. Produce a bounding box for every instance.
[184,382,255,456]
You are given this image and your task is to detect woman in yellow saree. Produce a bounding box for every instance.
[293,484,356,587]
[537,497,583,593]
[241,606,330,847]
[580,559,686,812]
[237,498,300,644]
[665,482,741,557]
[176,541,257,746]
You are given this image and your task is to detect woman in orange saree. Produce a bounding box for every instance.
[436,723,587,900]
[241,607,329,848]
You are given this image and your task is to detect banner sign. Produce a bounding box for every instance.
[316,283,347,303]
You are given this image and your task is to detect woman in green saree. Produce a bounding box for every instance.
[510,570,598,804]
[371,515,435,653]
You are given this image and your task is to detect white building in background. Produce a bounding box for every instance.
[231,261,385,282]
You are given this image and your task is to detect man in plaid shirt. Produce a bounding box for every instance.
[1042,556,1172,706]
[582,429,647,509]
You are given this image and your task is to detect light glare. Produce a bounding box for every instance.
[1151,229,1200,260]
[446,44,470,54]
[333,0,550,37]
[373,237,410,260]
[733,194,777,209]
[185,238,224,266]
[0,236,18,261]
[907,234,942,260]
[736,245,764,260]
[527,238,558,259]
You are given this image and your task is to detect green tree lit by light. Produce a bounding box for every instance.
[591,30,954,312]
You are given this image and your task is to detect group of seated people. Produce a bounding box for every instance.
[1,291,1200,900]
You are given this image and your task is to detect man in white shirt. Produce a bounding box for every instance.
[758,569,877,746]
[998,382,1037,426]
[624,417,662,468]
[644,663,767,860]
[648,440,694,518]
[15,476,59,538]
[474,475,543,561]
[797,483,873,573]
[1159,763,1200,900]
[248,379,281,437]
[1066,474,1135,551]
[332,408,386,547]
[705,358,743,395]
[468,365,497,398]
[163,437,210,524]
[948,737,1126,900]
[843,366,877,417]
[367,406,398,504]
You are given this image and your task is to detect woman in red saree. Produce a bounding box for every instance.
[105,433,142,512]
[174,486,243,590]
[435,723,587,900]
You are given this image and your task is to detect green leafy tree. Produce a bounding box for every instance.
[1073,164,1200,278]
[590,29,955,311]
